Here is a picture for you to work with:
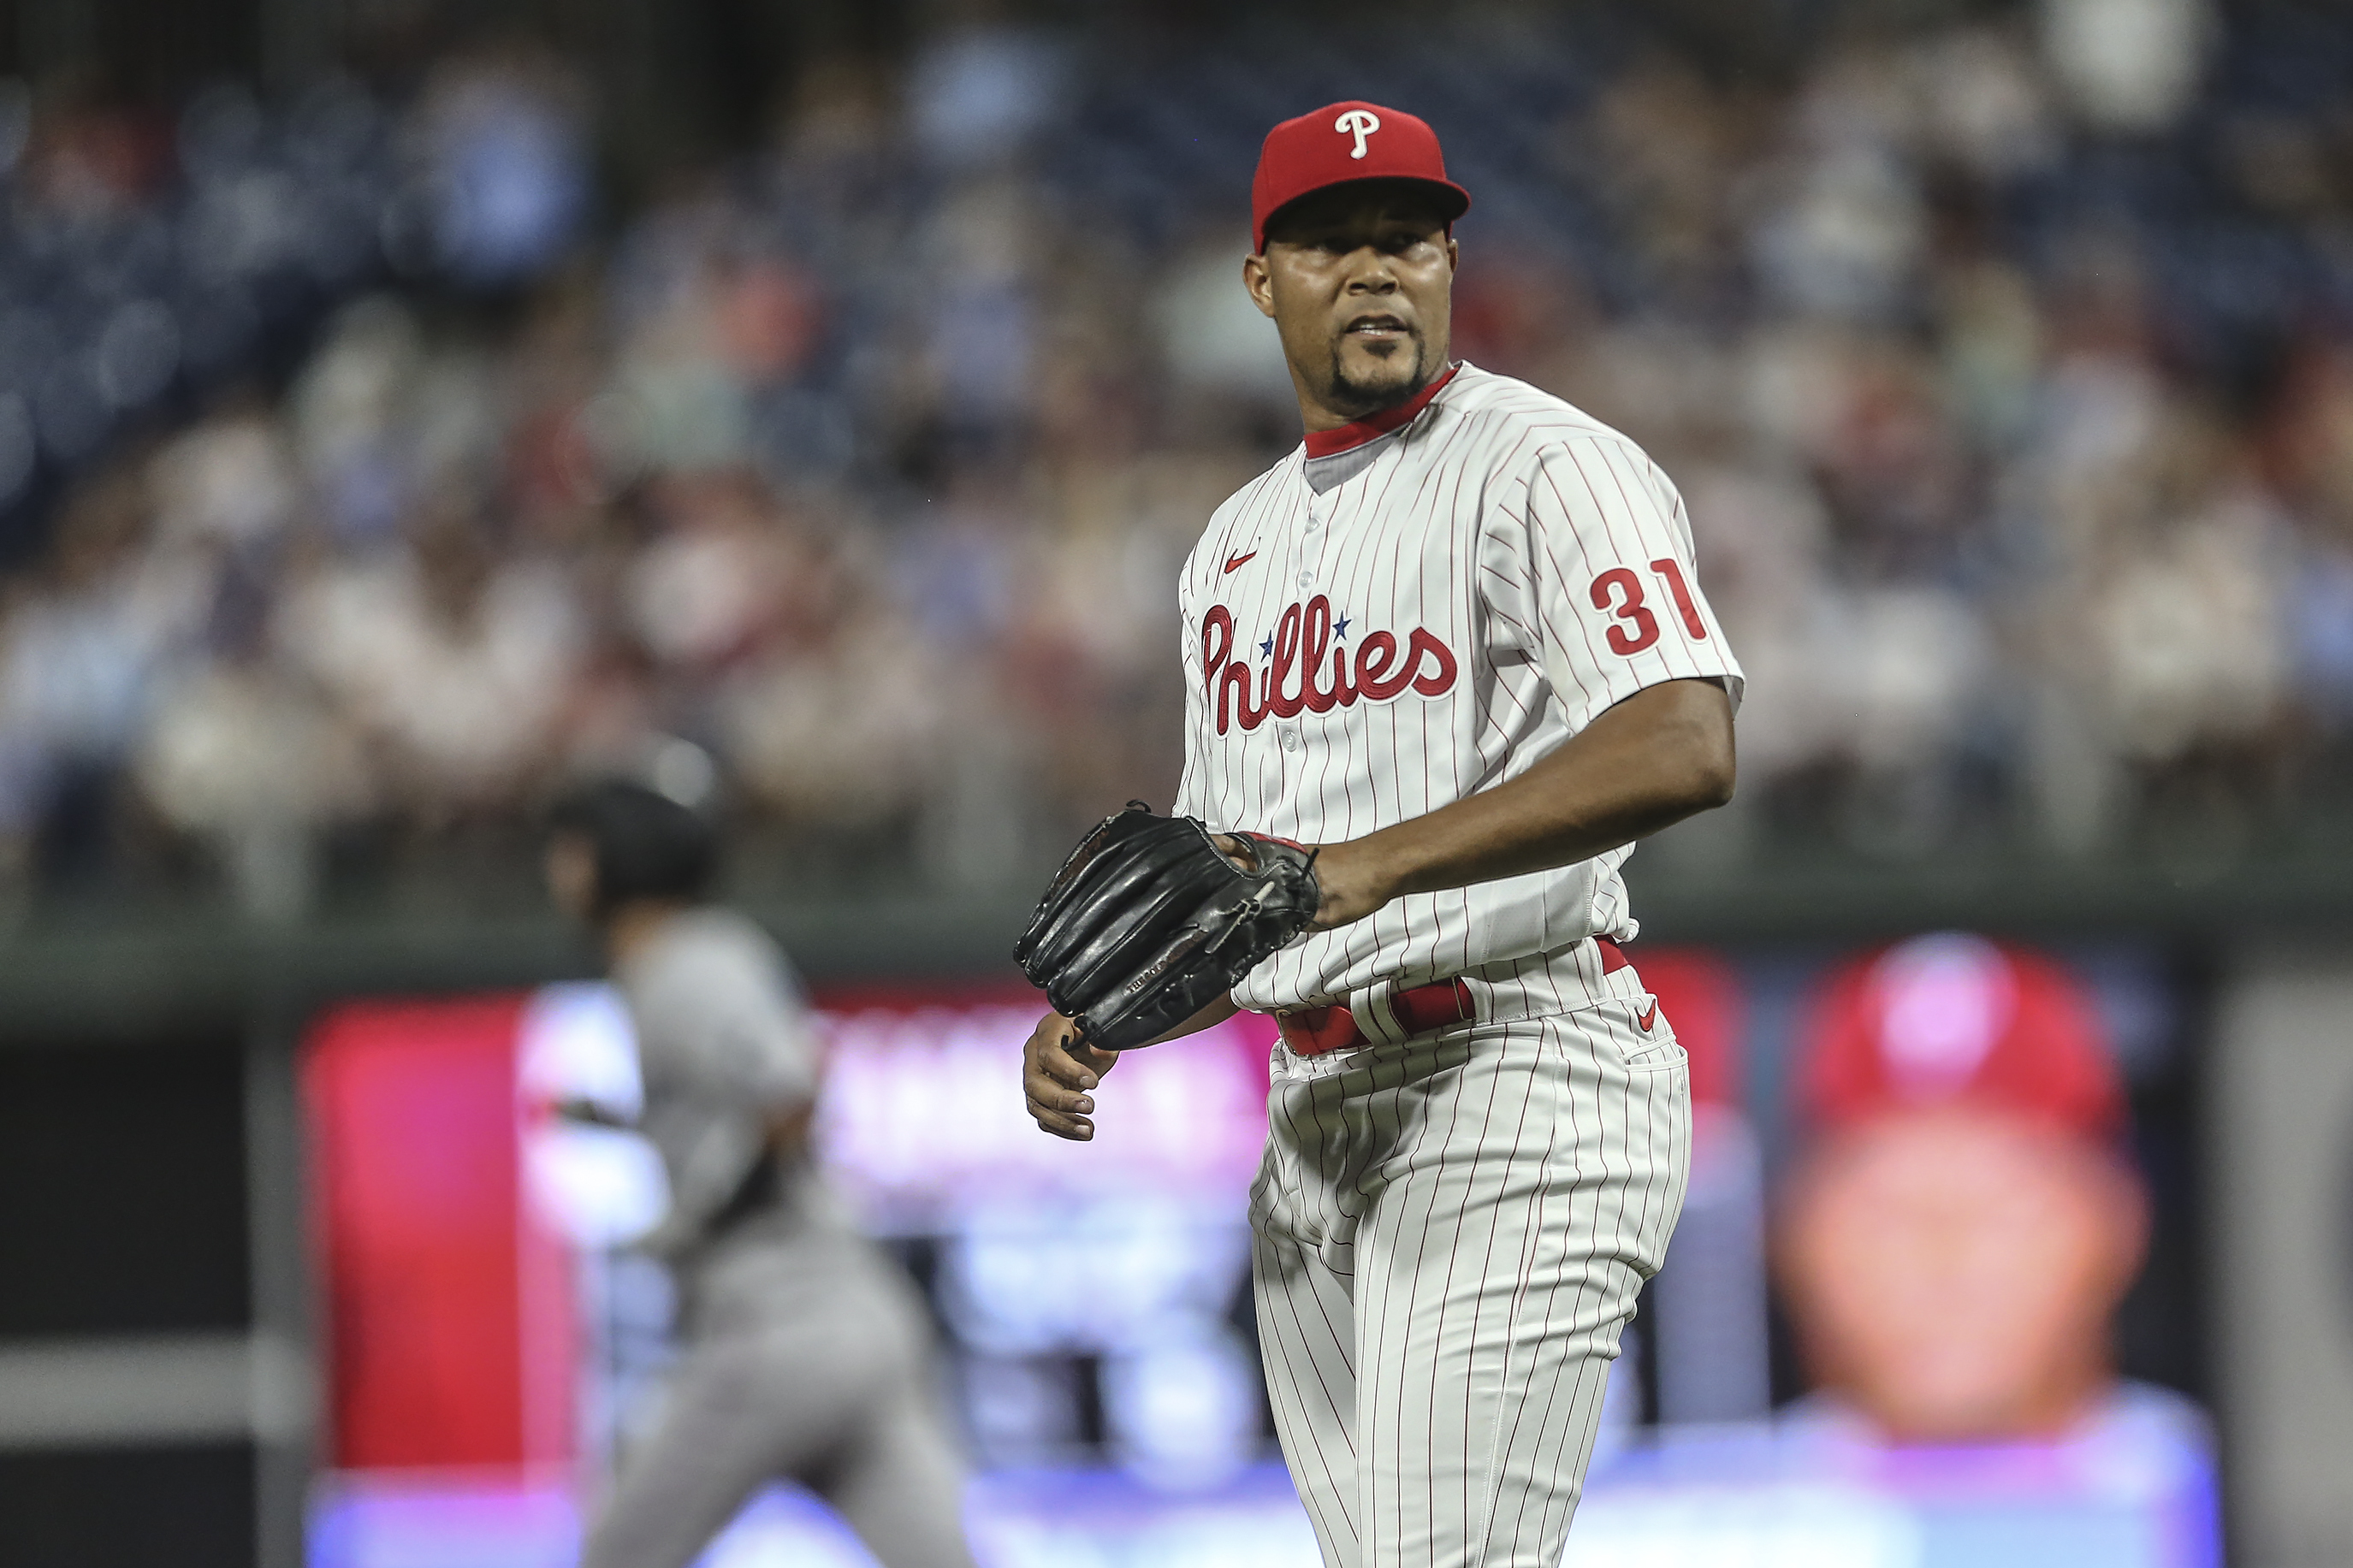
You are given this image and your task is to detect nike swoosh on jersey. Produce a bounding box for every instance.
[1636,1000,1659,1033]
[1223,551,1257,573]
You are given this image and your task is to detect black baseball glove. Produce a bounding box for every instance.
[1014,803,1323,1051]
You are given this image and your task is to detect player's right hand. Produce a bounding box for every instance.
[1022,1010,1118,1141]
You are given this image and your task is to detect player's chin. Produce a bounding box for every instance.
[1330,342,1425,406]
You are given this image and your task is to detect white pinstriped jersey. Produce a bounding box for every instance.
[1172,362,1743,1018]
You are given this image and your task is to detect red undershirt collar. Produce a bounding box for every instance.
[1301,364,1461,459]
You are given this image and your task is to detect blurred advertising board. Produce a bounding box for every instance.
[302,942,2218,1568]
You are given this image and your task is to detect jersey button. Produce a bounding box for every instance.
[1279,727,1301,753]
[1295,570,1313,590]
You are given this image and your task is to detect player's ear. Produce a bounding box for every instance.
[2088,1151,2152,1306]
[1242,251,1277,319]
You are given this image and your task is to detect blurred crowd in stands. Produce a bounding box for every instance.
[4,0,2353,912]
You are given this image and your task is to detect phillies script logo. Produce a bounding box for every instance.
[1202,596,1457,735]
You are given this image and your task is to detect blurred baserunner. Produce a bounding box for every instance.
[546,770,975,1568]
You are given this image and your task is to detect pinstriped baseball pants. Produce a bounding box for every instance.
[1249,998,1691,1568]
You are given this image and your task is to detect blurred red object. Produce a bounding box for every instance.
[720,258,825,383]
[305,996,575,1470]
[1798,933,2125,1142]
[1634,945,1745,1108]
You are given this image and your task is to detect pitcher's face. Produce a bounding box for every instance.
[1245,181,1458,421]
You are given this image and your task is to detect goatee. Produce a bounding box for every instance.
[1326,338,1429,418]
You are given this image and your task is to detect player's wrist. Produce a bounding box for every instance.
[1306,837,1397,929]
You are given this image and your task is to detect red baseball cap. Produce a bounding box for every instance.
[1795,933,2127,1144]
[1251,101,1472,253]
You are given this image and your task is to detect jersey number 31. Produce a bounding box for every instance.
[1590,559,1707,656]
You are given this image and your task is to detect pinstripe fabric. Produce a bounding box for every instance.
[1171,363,1744,1017]
[1250,1000,1691,1568]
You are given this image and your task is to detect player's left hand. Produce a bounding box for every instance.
[1022,1010,1118,1141]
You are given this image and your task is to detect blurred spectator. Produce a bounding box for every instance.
[905,28,1068,170]
[150,403,299,551]
[0,468,181,882]
[410,47,590,288]
[276,503,583,818]
[1155,228,1297,409]
[719,580,947,831]
[2,9,2352,907]
[137,566,371,918]
[2040,0,2212,133]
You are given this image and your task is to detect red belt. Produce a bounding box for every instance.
[1277,938,1630,1057]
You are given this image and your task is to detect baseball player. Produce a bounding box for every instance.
[545,776,975,1568]
[1020,101,1743,1568]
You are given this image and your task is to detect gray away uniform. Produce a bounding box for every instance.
[580,908,975,1568]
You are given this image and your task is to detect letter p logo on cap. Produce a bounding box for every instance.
[1335,108,1381,158]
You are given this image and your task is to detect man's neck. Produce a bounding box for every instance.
[602,899,694,970]
[1300,364,1460,459]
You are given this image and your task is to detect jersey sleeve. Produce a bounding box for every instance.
[1492,435,1744,733]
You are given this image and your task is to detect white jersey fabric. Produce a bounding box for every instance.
[1173,362,1743,1022]
[1173,363,1731,1568]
